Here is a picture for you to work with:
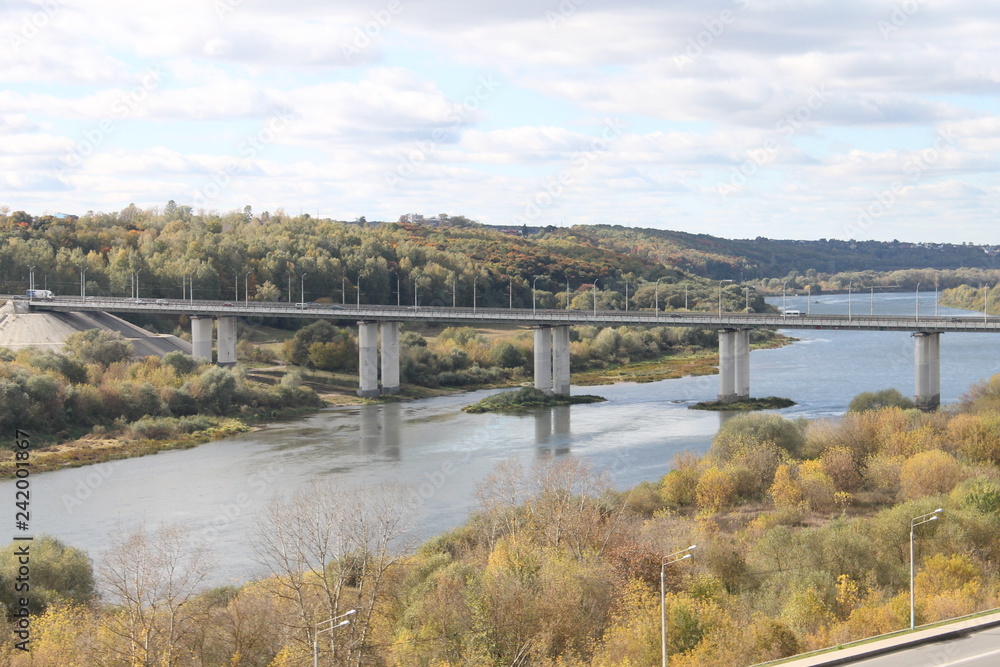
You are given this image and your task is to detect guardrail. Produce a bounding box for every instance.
[18,296,1000,332]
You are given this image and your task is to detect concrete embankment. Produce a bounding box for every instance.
[0,301,191,357]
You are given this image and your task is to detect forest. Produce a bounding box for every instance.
[5,379,1000,666]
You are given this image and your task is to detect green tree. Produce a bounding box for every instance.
[63,329,134,366]
[0,535,95,618]
[848,389,916,412]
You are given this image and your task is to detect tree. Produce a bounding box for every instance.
[97,523,212,666]
[63,329,134,366]
[252,481,412,667]
[0,535,95,618]
[848,389,916,412]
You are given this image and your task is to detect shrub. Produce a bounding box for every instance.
[899,449,966,500]
[848,389,915,412]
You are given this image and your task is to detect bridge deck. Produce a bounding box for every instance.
[25,296,1000,332]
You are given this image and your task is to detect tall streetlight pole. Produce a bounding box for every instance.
[625,280,630,312]
[661,545,697,667]
[744,286,751,313]
[848,281,852,322]
[356,275,361,309]
[593,278,600,316]
[81,267,88,298]
[473,275,478,312]
[28,265,35,292]
[394,273,400,306]
[301,272,307,305]
[314,609,356,667]
[985,285,992,324]
[781,280,787,318]
[655,277,665,322]
[566,278,570,310]
[915,282,921,325]
[806,285,811,315]
[245,271,252,305]
[718,280,733,317]
[134,270,142,300]
[684,284,688,311]
[509,278,513,309]
[910,509,942,629]
[235,270,239,301]
[870,286,874,316]
[532,276,540,315]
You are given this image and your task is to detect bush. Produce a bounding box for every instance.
[848,389,915,412]
[711,413,805,462]
[162,351,199,375]
[63,329,134,366]
[899,449,966,500]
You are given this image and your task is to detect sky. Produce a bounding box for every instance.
[2,0,999,243]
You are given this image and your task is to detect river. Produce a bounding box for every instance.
[8,292,1000,584]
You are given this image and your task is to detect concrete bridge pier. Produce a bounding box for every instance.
[217,317,237,365]
[380,321,400,394]
[735,328,750,401]
[534,326,553,395]
[552,325,571,395]
[191,317,214,362]
[358,321,380,397]
[717,329,736,403]
[914,332,941,410]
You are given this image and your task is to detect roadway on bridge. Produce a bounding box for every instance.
[22,295,1000,333]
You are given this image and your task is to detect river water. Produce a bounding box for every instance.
[8,292,1000,584]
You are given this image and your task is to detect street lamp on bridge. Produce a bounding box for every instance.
[532,276,541,315]
[655,277,665,321]
[593,278,600,316]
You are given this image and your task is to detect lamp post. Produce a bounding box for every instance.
[848,281,852,322]
[357,275,361,309]
[718,280,733,317]
[473,275,478,312]
[684,284,688,311]
[134,270,142,300]
[806,285,811,315]
[744,286,751,313]
[871,286,874,316]
[81,267,88,298]
[661,545,697,667]
[625,280,630,312]
[915,282,921,325]
[984,284,991,324]
[235,270,239,301]
[532,276,540,315]
[392,273,400,306]
[314,609,356,667]
[910,509,942,629]
[509,278,513,309]
[301,272,307,305]
[414,277,419,308]
[782,280,787,318]
[245,271,252,305]
[593,278,599,316]
[566,278,571,310]
[342,276,346,305]
[452,278,457,308]
[655,277,665,321]
[28,265,35,292]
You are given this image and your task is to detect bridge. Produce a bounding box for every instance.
[28,296,1000,408]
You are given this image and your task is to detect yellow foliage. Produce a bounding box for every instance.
[899,449,966,499]
[4,604,94,666]
[695,466,737,511]
[769,464,803,509]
